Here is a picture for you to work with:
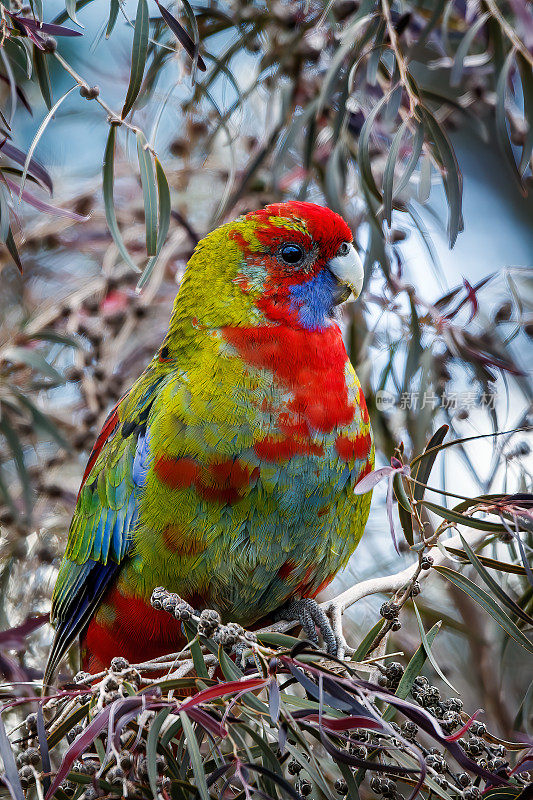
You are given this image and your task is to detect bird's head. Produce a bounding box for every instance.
[174,201,364,331]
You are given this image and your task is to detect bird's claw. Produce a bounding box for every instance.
[274,598,339,656]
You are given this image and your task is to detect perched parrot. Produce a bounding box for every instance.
[45,201,374,684]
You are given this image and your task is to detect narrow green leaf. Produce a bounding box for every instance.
[13,390,73,452]
[179,712,210,800]
[383,118,409,226]
[106,0,119,37]
[26,329,80,348]
[33,47,52,110]
[517,53,533,174]
[29,0,43,22]
[444,547,528,576]
[413,425,448,503]
[514,678,533,736]
[459,534,533,625]
[65,0,84,26]
[52,0,93,25]
[483,790,527,800]
[237,722,283,799]
[410,430,519,469]
[147,707,170,799]
[19,85,76,198]
[0,416,31,519]
[366,46,383,87]
[421,500,505,532]
[433,565,533,655]
[160,717,183,749]
[46,704,90,749]
[450,12,489,86]
[403,293,422,388]
[417,105,463,246]
[210,644,269,714]
[183,622,209,679]
[122,0,149,119]
[0,712,25,800]
[256,631,302,649]
[352,618,385,661]
[2,345,64,383]
[0,465,18,518]
[218,644,243,680]
[137,156,171,289]
[284,739,335,799]
[136,131,157,255]
[339,762,361,800]
[496,49,523,191]
[383,621,441,720]
[394,472,413,546]
[316,13,373,118]
[418,152,432,203]
[0,185,10,242]
[358,92,389,202]
[394,749,456,800]
[5,225,22,272]
[102,125,140,272]
[394,120,424,197]
[414,0,446,49]
[412,601,456,690]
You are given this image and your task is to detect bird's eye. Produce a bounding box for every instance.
[336,242,351,257]
[279,244,304,264]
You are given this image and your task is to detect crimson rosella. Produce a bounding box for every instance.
[45,201,374,684]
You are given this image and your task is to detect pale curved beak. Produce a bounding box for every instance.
[327,242,364,303]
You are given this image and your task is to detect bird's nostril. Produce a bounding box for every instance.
[337,242,350,257]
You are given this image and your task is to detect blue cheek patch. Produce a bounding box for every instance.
[289,269,337,330]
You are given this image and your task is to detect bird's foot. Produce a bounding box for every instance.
[274,598,339,656]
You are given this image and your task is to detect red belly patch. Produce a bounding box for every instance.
[84,586,185,669]
[335,432,372,461]
[154,455,259,504]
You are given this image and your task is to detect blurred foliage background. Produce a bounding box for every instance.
[0,0,532,798]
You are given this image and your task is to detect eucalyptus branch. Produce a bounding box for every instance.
[484,0,533,68]
[320,527,487,618]
[53,52,146,138]
[380,0,417,114]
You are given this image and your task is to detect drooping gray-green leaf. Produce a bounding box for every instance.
[137,156,170,289]
[179,712,210,800]
[417,105,463,246]
[459,534,533,626]
[136,131,157,256]
[434,565,533,655]
[413,425,449,503]
[102,124,140,272]
[122,0,149,119]
[33,46,52,110]
[106,0,119,37]
[2,345,64,383]
[422,499,505,532]
[412,601,456,691]
[450,12,489,86]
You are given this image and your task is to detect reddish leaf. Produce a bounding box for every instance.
[301,713,383,732]
[155,1,206,71]
[0,140,53,193]
[180,677,268,711]
[6,12,83,38]
[0,613,48,648]
[3,176,88,221]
